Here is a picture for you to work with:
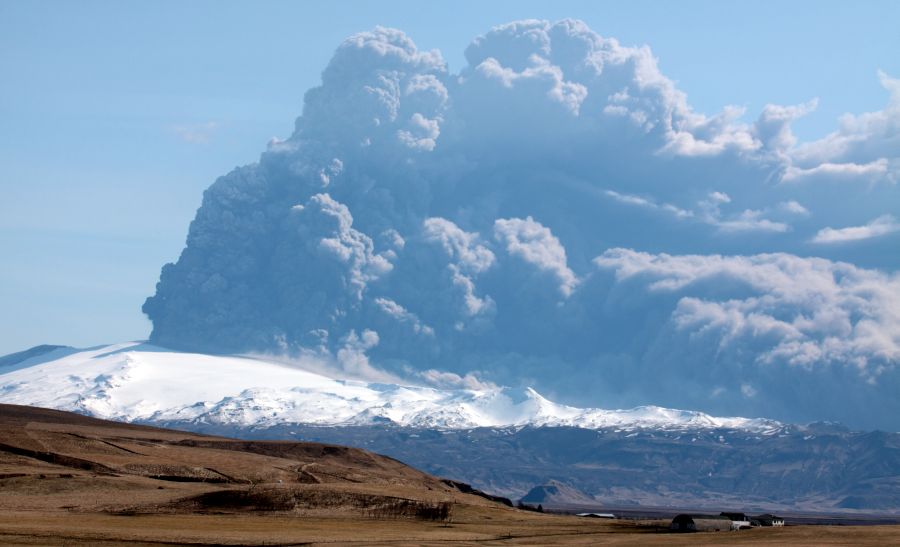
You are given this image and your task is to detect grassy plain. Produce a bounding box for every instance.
[1,404,896,545]
[1,509,898,546]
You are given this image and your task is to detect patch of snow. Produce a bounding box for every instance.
[0,343,784,433]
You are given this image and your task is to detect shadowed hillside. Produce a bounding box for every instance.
[0,403,498,517]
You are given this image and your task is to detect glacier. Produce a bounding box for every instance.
[0,342,783,433]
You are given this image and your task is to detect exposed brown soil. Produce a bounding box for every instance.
[1,403,897,545]
[0,404,470,514]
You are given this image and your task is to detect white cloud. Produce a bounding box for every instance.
[298,26,448,153]
[397,112,442,151]
[334,329,399,383]
[422,218,495,317]
[812,214,900,244]
[753,100,818,155]
[595,248,900,376]
[697,192,790,233]
[416,369,497,391]
[295,193,394,299]
[786,71,900,184]
[740,384,758,398]
[374,297,434,336]
[660,105,759,157]
[318,158,343,187]
[172,121,219,144]
[457,18,767,158]
[604,190,694,219]
[605,189,794,233]
[782,158,891,183]
[778,201,810,216]
[423,218,495,273]
[494,217,578,297]
[712,210,790,233]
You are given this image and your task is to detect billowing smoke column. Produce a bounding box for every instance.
[144,20,900,429]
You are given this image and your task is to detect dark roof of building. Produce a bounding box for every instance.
[673,513,731,522]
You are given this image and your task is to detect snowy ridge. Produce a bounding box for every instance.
[0,343,783,433]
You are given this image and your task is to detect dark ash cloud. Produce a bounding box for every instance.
[144,20,900,429]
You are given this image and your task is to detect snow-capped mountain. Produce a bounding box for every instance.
[0,342,782,433]
[4,342,900,513]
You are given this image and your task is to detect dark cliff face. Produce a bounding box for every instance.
[155,421,900,513]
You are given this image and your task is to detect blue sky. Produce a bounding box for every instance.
[2,0,899,356]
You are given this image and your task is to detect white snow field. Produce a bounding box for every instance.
[0,342,782,433]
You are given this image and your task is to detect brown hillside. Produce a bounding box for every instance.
[0,403,489,516]
[2,404,898,545]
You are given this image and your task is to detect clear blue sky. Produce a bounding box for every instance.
[1,0,898,355]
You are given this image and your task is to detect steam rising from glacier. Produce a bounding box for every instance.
[144,20,900,430]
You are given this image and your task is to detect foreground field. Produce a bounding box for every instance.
[1,509,898,546]
[1,404,897,545]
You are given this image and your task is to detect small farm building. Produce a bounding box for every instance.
[670,514,733,532]
[720,512,752,529]
[752,513,785,526]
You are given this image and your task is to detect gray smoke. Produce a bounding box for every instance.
[144,20,900,429]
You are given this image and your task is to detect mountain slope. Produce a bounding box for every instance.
[3,343,899,514]
[276,424,900,514]
[0,403,503,516]
[2,408,898,545]
[520,480,597,506]
[0,342,781,433]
